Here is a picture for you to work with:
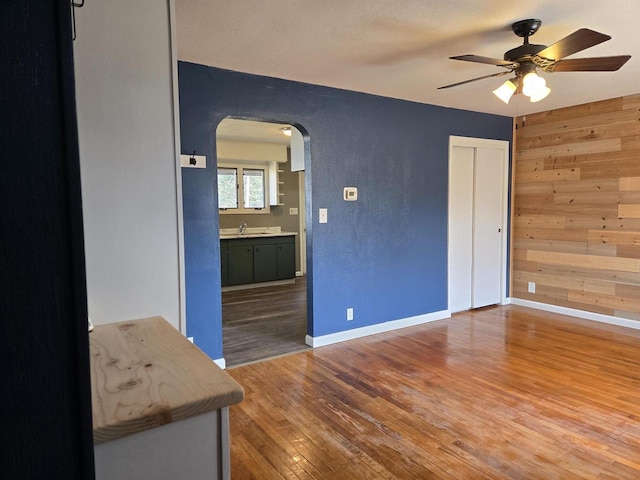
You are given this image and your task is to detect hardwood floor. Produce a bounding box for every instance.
[227,305,640,479]
[222,277,309,367]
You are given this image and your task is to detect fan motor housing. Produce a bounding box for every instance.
[504,43,547,62]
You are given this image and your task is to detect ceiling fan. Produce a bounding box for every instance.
[438,19,631,104]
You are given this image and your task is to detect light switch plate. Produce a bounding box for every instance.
[319,208,328,224]
[289,207,298,215]
[180,154,206,168]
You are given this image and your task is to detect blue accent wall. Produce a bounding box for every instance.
[178,62,512,360]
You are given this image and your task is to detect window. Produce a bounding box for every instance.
[218,164,270,214]
[218,167,238,209]
[243,168,265,209]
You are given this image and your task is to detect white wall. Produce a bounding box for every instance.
[73,0,183,330]
[216,140,288,163]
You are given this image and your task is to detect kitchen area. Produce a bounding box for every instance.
[216,119,309,366]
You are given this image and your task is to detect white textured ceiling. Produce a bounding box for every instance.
[175,0,640,117]
[216,119,292,145]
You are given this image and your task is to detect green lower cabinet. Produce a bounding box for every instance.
[253,244,277,283]
[227,245,254,286]
[220,241,229,287]
[276,241,296,280]
[221,235,296,286]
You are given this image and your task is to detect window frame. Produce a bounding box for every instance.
[217,162,270,215]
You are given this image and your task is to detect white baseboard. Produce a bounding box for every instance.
[213,357,226,369]
[510,298,640,331]
[306,310,451,348]
[221,278,295,292]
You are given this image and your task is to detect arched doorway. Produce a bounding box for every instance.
[215,118,310,366]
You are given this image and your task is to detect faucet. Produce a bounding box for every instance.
[239,222,247,234]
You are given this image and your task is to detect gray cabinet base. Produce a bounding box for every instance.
[95,408,230,480]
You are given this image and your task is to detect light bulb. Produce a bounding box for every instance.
[529,86,551,103]
[493,80,517,104]
[522,72,546,97]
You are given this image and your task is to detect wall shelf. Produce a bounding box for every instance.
[268,162,285,206]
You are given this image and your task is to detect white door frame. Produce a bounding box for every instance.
[448,135,510,311]
[298,171,306,275]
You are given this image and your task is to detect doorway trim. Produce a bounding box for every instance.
[448,135,510,312]
[298,171,307,275]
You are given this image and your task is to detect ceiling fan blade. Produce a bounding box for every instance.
[552,55,631,72]
[537,28,610,61]
[438,71,510,90]
[450,55,519,68]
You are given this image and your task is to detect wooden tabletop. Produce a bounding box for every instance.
[89,316,244,444]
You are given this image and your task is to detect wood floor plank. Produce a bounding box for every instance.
[228,305,640,479]
[223,277,309,366]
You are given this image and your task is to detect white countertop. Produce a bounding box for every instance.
[219,226,298,239]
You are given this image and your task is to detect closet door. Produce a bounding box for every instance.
[448,138,506,313]
[449,146,474,312]
[472,147,505,308]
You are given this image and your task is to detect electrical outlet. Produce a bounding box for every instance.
[528,282,536,294]
[347,307,354,321]
[319,208,328,223]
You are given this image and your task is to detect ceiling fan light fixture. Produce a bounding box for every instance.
[492,79,517,104]
[522,71,547,98]
[529,85,551,103]
[442,20,630,106]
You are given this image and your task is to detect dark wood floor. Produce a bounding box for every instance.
[222,277,309,367]
[227,305,640,479]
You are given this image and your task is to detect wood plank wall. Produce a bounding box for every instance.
[512,93,640,321]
